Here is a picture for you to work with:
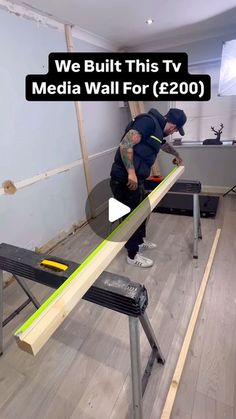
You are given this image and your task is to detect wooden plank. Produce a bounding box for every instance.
[160,228,221,419]
[14,166,184,356]
[128,101,145,118]
[0,160,82,196]
[150,159,161,176]
[64,24,95,216]
[0,147,116,197]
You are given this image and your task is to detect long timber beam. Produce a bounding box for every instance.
[15,166,184,355]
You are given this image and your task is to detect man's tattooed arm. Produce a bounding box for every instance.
[161,141,179,157]
[120,129,141,170]
[120,129,141,190]
[161,142,183,165]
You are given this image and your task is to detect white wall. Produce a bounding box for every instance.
[159,145,236,193]
[0,8,129,250]
[0,165,87,248]
[72,36,130,204]
[155,34,236,191]
[79,101,130,187]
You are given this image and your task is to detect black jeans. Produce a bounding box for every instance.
[110,179,146,259]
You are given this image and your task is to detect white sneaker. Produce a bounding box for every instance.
[139,239,157,251]
[127,253,153,268]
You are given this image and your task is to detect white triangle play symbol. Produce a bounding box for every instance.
[108,198,131,223]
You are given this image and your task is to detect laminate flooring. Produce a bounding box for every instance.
[1,195,235,419]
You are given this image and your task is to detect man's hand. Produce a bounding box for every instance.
[161,142,183,166]
[127,169,138,190]
[172,156,183,166]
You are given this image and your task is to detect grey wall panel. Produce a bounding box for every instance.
[159,146,236,189]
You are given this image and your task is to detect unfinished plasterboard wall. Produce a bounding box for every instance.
[0,7,130,252]
[72,34,130,216]
[77,98,130,192]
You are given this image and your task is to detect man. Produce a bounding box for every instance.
[110,107,186,268]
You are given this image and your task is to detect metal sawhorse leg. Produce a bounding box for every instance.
[193,194,202,259]
[129,312,165,419]
[145,179,203,259]
[0,270,164,419]
[0,244,165,419]
[0,271,40,356]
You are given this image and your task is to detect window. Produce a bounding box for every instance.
[172,60,236,144]
[219,40,236,96]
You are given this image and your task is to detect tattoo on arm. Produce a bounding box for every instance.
[161,142,179,158]
[120,129,141,170]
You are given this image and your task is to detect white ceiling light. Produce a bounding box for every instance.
[145,19,154,25]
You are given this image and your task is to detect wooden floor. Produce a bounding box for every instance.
[1,195,235,419]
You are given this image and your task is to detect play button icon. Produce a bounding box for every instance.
[85,178,150,242]
[85,178,132,241]
[108,198,131,222]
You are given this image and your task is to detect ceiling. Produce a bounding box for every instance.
[11,0,236,50]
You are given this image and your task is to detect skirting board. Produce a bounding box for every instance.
[201,185,234,194]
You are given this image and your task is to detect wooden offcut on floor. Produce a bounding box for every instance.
[1,195,235,419]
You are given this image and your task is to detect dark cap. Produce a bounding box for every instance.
[166,108,187,136]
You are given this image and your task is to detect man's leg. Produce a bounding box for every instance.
[131,184,146,247]
[110,180,147,259]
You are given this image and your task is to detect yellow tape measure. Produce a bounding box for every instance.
[40,259,68,272]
